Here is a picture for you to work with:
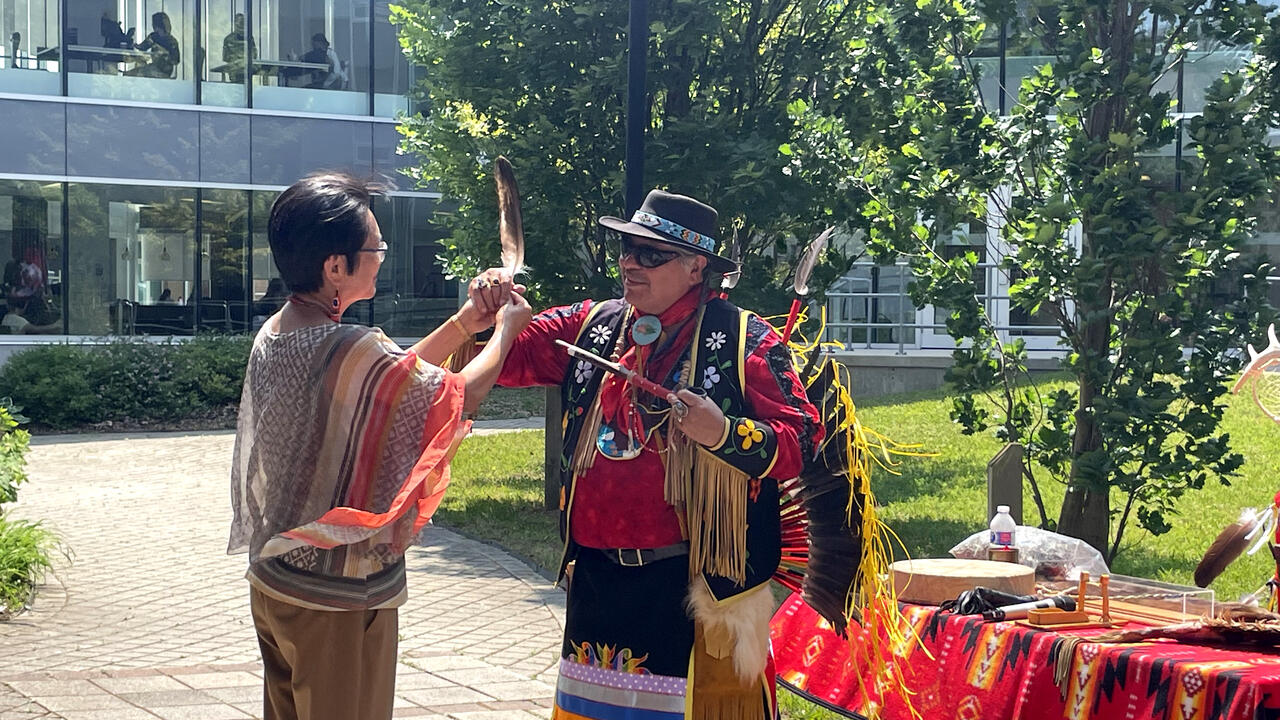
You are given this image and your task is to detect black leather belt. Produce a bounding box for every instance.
[598,542,690,567]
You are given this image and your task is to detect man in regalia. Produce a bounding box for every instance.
[468,189,821,719]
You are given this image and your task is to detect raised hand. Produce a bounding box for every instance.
[468,267,516,317]
[456,281,526,334]
[494,289,533,337]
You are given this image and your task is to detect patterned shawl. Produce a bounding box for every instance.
[228,323,469,564]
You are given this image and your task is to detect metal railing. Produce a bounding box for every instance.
[822,261,1061,354]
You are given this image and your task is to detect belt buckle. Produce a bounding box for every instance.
[616,548,644,567]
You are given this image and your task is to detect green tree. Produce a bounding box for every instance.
[391,0,860,312]
[787,0,1279,559]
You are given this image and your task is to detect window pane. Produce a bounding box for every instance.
[250,115,371,185]
[0,0,60,95]
[201,0,249,107]
[249,189,282,331]
[201,189,250,332]
[372,0,411,117]
[1181,50,1251,114]
[1,179,64,335]
[965,16,1000,114]
[67,105,199,182]
[0,99,65,176]
[369,196,456,338]
[200,112,251,183]
[1004,4,1060,116]
[372,123,413,190]
[249,0,367,115]
[64,0,195,103]
[66,184,196,335]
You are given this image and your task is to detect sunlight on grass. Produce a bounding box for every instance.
[856,380,1280,604]
[436,430,561,576]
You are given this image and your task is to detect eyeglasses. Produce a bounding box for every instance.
[357,242,389,261]
[618,236,686,269]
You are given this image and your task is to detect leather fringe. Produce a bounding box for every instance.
[664,430,694,513]
[690,692,767,720]
[690,614,769,720]
[664,358,696,513]
[688,451,748,585]
[569,395,604,476]
[1054,635,1084,700]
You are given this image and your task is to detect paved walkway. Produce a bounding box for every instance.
[0,419,562,720]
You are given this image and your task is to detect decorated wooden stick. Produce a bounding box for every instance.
[781,226,833,344]
[1100,574,1111,622]
[555,339,670,402]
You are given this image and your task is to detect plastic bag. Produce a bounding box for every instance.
[949,525,1109,580]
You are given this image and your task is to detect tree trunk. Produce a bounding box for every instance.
[1057,369,1111,553]
[1057,224,1113,551]
[1057,3,1138,556]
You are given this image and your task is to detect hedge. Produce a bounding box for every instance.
[0,336,252,429]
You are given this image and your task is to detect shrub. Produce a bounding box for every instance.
[171,335,255,407]
[0,399,30,505]
[0,397,60,621]
[0,346,102,428]
[0,336,253,429]
[0,516,63,619]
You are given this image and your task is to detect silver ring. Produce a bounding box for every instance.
[673,401,689,421]
[476,279,490,289]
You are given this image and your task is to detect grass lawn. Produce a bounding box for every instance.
[474,386,546,421]
[437,380,1280,718]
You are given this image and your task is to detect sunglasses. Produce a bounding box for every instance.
[618,236,687,269]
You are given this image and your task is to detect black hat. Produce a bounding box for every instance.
[599,189,737,274]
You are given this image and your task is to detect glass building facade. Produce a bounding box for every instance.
[0,0,453,339]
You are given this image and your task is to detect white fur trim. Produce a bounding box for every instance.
[686,580,774,683]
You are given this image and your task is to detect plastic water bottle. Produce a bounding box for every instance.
[987,505,1018,563]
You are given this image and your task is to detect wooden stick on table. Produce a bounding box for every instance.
[1100,574,1111,622]
[1077,571,1089,615]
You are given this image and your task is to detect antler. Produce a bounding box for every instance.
[1233,323,1280,395]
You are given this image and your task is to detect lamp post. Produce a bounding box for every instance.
[624,0,648,215]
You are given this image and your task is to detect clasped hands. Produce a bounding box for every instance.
[462,267,727,446]
[454,268,530,335]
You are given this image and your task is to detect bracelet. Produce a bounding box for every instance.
[448,314,472,338]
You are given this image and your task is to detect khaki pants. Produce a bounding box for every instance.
[250,587,398,720]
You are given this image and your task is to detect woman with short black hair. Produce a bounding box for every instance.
[228,172,530,720]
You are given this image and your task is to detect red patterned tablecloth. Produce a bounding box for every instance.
[770,592,1280,720]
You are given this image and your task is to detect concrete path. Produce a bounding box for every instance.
[0,419,562,720]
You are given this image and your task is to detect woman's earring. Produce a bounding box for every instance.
[332,289,341,313]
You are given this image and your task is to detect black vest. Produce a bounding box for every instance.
[555,297,781,601]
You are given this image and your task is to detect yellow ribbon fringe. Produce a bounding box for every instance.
[782,306,937,719]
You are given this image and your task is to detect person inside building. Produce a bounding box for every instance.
[301,33,346,89]
[2,294,60,334]
[127,12,179,78]
[220,13,255,83]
